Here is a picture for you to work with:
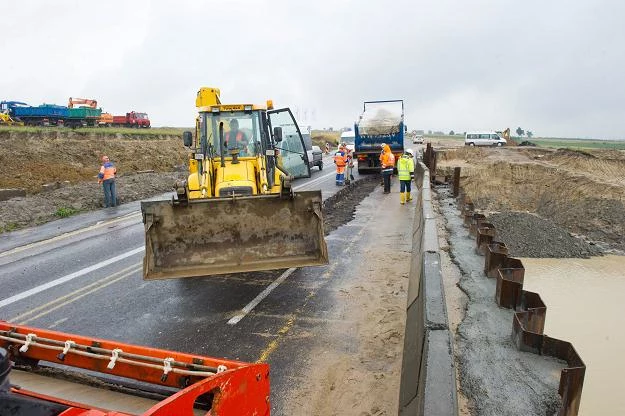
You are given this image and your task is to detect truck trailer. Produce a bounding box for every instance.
[353,100,405,173]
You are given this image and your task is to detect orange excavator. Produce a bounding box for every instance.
[68,98,98,109]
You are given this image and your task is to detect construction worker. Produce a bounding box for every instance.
[98,155,117,208]
[397,148,415,204]
[380,144,395,194]
[343,142,354,184]
[333,145,348,186]
[224,119,248,151]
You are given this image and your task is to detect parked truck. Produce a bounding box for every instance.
[1,99,101,127]
[353,100,405,173]
[112,111,151,128]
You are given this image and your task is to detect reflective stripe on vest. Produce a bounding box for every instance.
[397,156,413,180]
[334,153,347,167]
[381,152,395,168]
[99,163,116,181]
[225,131,244,142]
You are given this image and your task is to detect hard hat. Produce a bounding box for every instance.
[405,148,414,155]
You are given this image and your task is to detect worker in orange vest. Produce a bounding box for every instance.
[224,119,248,152]
[334,145,348,186]
[98,155,117,207]
[343,142,354,184]
[380,144,395,194]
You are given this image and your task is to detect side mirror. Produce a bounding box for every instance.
[273,126,283,142]
[182,131,193,147]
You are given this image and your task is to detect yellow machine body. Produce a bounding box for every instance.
[141,87,327,279]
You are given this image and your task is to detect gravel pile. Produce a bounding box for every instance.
[487,211,602,258]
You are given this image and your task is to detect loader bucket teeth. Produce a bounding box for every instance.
[140,190,328,279]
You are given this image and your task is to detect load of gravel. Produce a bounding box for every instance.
[358,108,402,135]
[487,211,602,258]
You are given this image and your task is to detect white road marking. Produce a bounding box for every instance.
[0,246,144,309]
[227,268,296,325]
[0,212,141,259]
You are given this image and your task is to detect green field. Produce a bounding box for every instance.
[0,126,186,136]
[424,134,625,150]
[524,137,625,150]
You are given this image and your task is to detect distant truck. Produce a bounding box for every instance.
[111,111,150,128]
[353,100,405,173]
[1,100,101,127]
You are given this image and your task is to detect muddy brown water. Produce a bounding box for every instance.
[521,254,625,416]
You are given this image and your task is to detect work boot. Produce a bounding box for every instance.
[407,191,412,201]
[400,192,405,204]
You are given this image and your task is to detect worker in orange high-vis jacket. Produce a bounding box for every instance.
[98,155,117,208]
[224,119,249,153]
[380,144,395,194]
[333,145,348,186]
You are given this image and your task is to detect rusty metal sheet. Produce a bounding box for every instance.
[476,222,496,255]
[496,267,525,309]
[141,191,328,280]
[468,213,486,236]
[453,177,586,416]
[484,242,508,276]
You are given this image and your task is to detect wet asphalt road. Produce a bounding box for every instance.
[0,154,365,406]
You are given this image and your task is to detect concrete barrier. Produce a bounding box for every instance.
[399,162,458,415]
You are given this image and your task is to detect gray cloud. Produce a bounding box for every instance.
[1,0,624,139]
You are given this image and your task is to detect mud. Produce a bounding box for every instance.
[437,146,625,253]
[280,182,412,416]
[437,187,566,416]
[0,172,185,232]
[322,176,379,235]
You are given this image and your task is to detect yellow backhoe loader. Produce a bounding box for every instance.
[141,87,328,279]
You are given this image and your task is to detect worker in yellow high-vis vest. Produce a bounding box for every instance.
[397,148,415,204]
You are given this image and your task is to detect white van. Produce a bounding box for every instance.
[340,130,356,152]
[465,131,507,147]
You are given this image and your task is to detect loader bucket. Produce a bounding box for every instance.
[141,191,328,279]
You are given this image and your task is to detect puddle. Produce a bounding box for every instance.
[521,254,625,416]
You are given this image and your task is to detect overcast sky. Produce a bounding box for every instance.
[1,0,624,139]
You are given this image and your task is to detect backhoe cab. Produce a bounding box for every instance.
[141,88,328,280]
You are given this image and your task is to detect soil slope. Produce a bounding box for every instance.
[0,130,188,231]
[438,146,625,253]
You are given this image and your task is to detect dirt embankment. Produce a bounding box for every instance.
[0,130,188,232]
[0,130,188,192]
[437,147,625,253]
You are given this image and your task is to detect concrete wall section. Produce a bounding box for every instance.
[399,162,458,416]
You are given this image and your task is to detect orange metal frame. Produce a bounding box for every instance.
[0,321,270,415]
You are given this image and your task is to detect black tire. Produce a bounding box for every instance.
[497,142,503,147]
[318,162,323,171]
[469,142,475,146]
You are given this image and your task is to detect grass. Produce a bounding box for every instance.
[525,138,625,150]
[55,207,80,218]
[0,126,187,136]
[425,133,625,150]
[0,222,19,233]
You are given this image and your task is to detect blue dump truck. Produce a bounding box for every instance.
[1,101,102,127]
[353,100,405,173]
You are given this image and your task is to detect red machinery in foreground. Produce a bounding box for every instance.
[0,321,270,415]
